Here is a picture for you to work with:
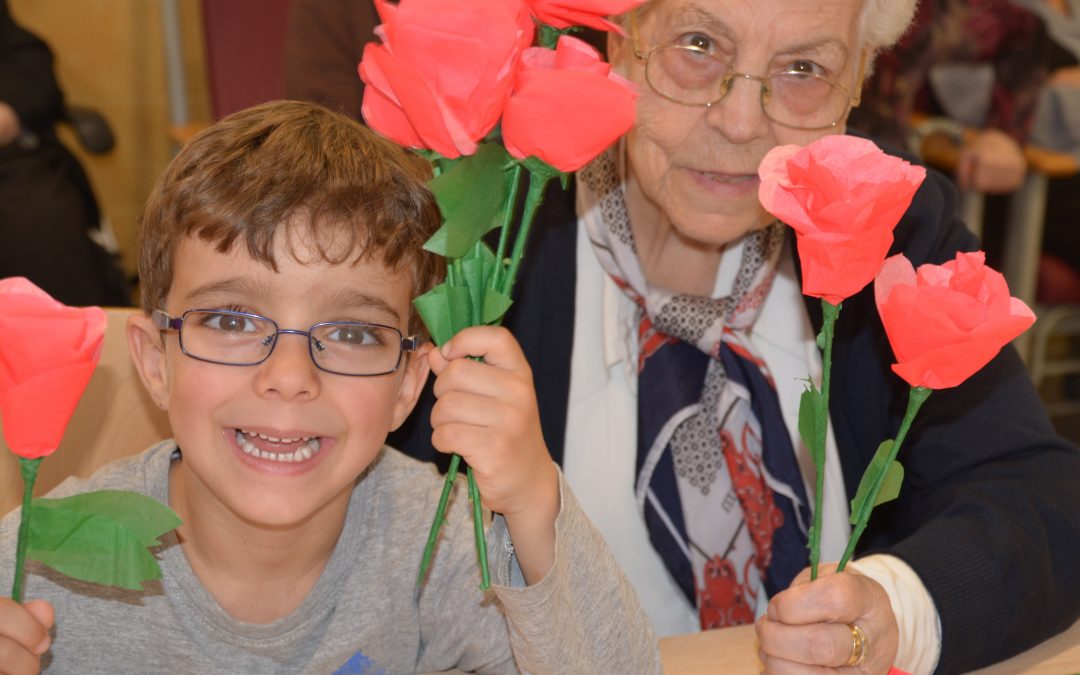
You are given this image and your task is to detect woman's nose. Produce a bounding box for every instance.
[704,74,771,144]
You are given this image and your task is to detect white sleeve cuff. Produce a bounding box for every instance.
[849,554,942,675]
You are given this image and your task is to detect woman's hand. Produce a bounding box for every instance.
[0,598,54,675]
[428,325,560,584]
[756,564,899,674]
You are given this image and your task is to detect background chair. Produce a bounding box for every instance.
[0,308,171,515]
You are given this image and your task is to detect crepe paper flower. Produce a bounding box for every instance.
[836,251,1034,572]
[758,135,926,306]
[359,3,636,592]
[0,277,181,602]
[358,0,534,158]
[875,251,1036,390]
[503,36,638,172]
[758,135,926,580]
[522,0,646,33]
[0,277,106,460]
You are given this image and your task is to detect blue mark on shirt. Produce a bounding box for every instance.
[333,650,386,675]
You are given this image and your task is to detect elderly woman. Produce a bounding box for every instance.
[394,0,1080,672]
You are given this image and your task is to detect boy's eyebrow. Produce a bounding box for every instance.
[320,288,402,324]
[184,277,266,305]
[182,278,402,323]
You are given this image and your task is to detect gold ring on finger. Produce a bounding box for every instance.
[844,622,868,667]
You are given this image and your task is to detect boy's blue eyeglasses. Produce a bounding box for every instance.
[153,309,420,377]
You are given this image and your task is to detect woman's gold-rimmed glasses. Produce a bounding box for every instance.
[627,10,866,131]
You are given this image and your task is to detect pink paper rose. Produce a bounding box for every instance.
[502,36,637,172]
[359,0,534,158]
[875,252,1035,389]
[758,135,927,305]
[0,277,106,459]
[522,0,646,32]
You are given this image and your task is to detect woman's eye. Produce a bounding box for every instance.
[676,32,715,53]
[785,60,827,77]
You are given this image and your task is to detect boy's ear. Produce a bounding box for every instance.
[127,313,170,412]
[389,342,432,432]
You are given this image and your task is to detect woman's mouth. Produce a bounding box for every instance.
[234,428,322,463]
[693,169,756,183]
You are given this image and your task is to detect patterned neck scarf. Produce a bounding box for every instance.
[579,151,811,628]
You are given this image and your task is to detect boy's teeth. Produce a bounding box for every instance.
[235,429,321,463]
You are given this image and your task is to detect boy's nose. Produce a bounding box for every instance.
[253,333,321,400]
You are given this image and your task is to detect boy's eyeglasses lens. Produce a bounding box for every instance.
[155,309,415,376]
[643,45,852,130]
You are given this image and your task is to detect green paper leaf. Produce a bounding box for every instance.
[425,143,516,258]
[414,282,473,347]
[32,491,181,547]
[460,242,497,323]
[481,288,513,324]
[849,440,904,525]
[26,491,181,590]
[797,383,826,466]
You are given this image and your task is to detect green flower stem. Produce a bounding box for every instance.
[837,386,932,572]
[448,257,464,287]
[12,457,42,603]
[492,164,524,293]
[467,465,491,590]
[419,257,495,587]
[810,300,840,581]
[417,454,462,585]
[500,171,551,297]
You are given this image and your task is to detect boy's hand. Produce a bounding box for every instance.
[428,325,560,584]
[0,598,54,675]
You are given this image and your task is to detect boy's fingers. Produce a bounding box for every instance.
[431,390,508,431]
[431,358,535,406]
[440,326,528,372]
[426,343,450,377]
[0,598,51,655]
[22,601,53,636]
[0,635,43,675]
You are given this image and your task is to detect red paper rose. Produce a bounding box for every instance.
[0,277,106,458]
[874,252,1035,389]
[758,135,927,305]
[502,36,637,172]
[522,0,645,32]
[359,0,534,158]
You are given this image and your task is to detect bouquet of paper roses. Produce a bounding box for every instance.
[358,0,641,588]
[757,135,1036,578]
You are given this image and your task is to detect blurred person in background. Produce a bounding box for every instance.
[848,0,1054,196]
[0,0,129,306]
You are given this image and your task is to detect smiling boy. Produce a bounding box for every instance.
[0,101,659,674]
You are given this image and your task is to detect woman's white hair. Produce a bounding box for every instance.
[618,0,921,53]
[859,0,920,51]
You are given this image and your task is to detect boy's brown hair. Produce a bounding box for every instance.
[137,100,443,335]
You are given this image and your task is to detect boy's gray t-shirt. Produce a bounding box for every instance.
[0,442,660,674]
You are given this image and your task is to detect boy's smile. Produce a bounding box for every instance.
[129,228,429,533]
